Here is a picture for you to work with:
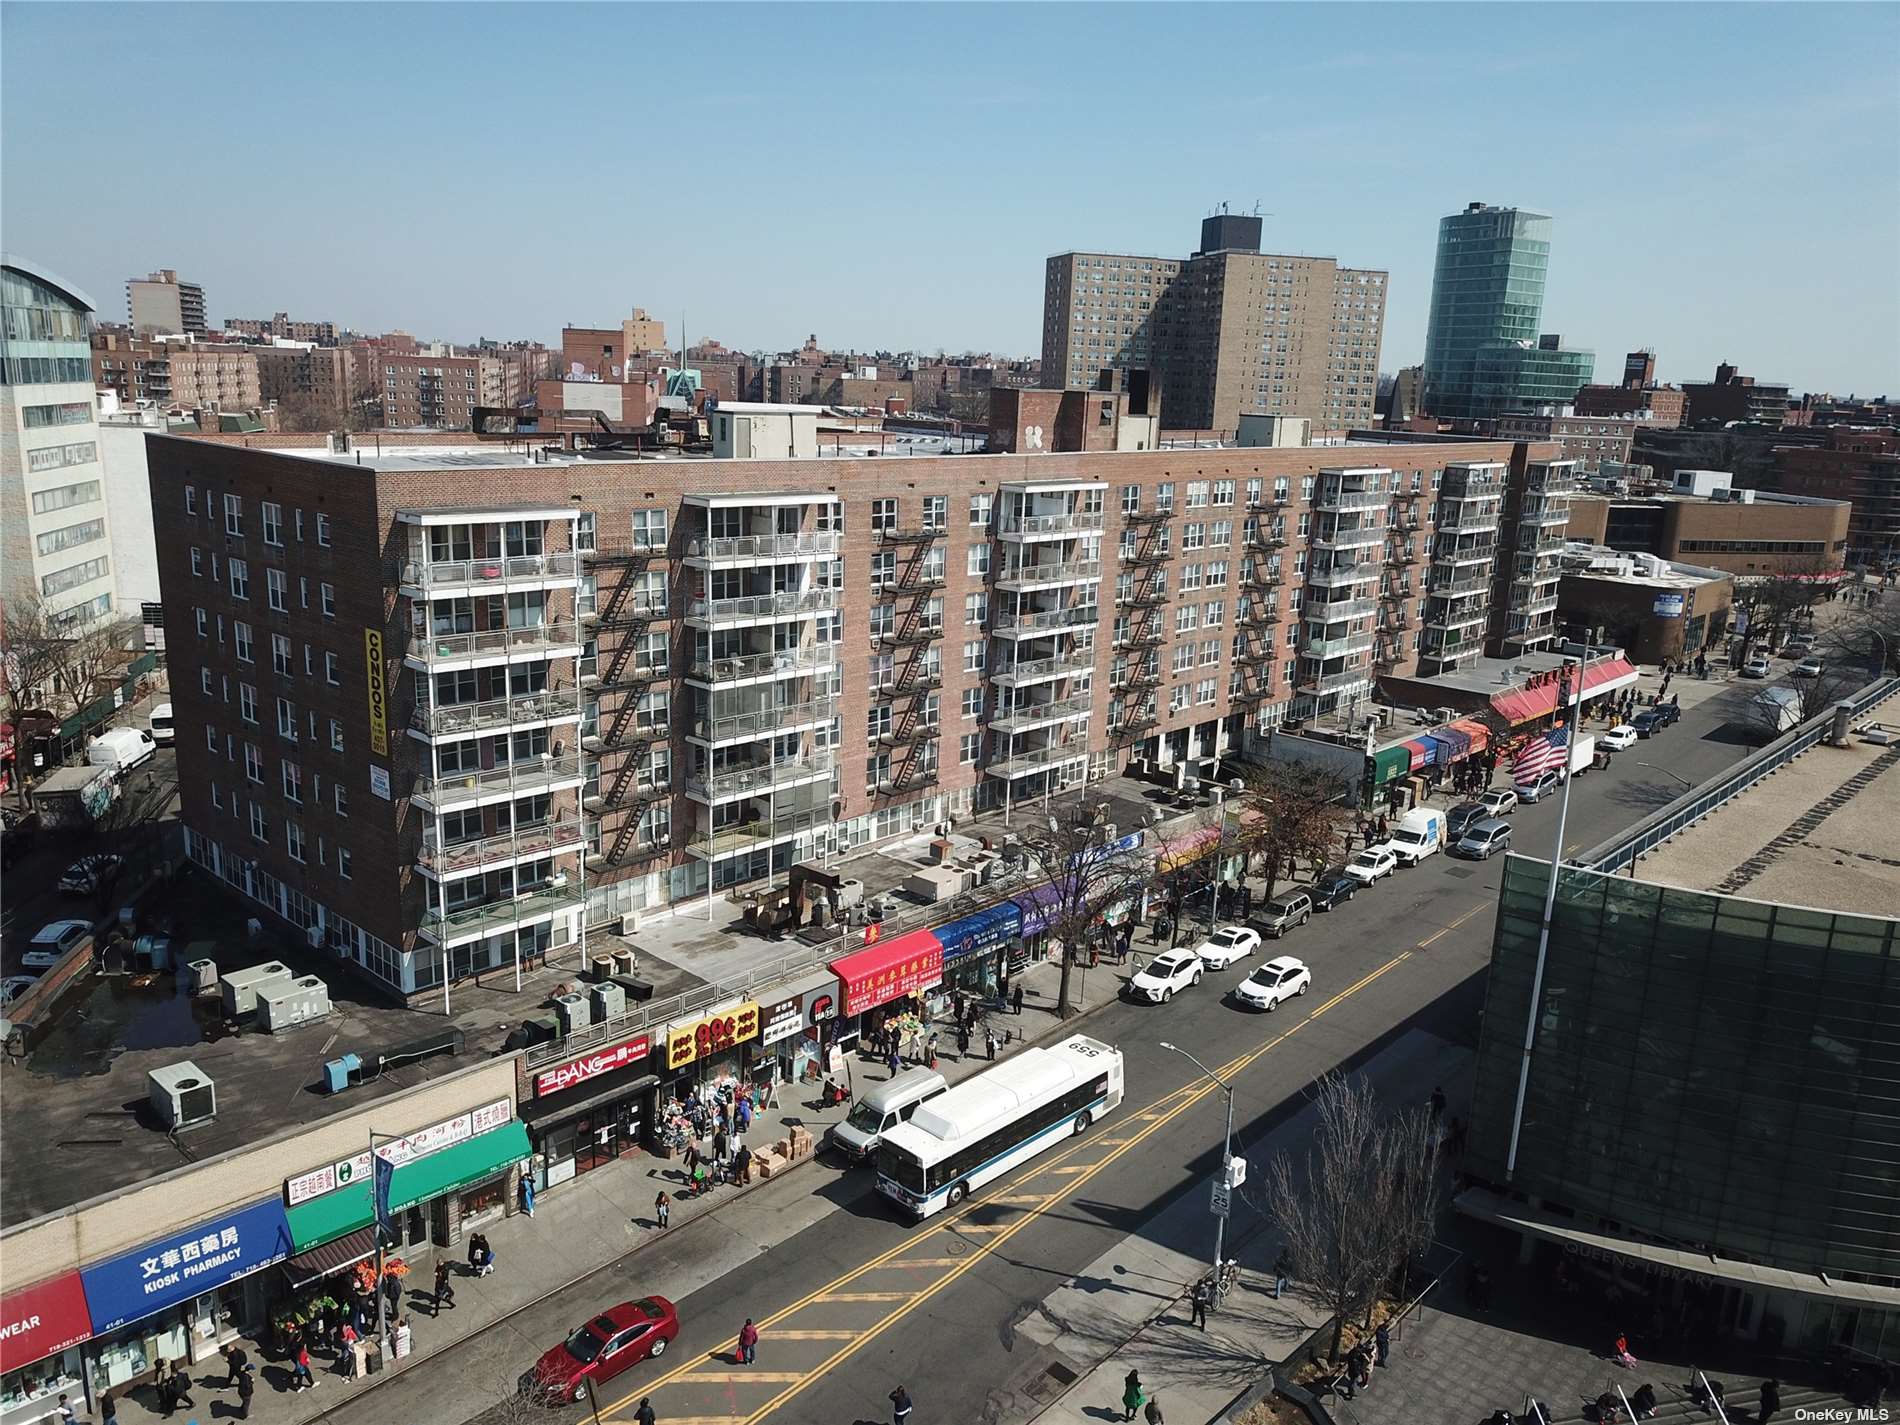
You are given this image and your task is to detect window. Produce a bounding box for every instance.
[631,508,668,548]
[239,684,258,725]
[1200,639,1221,667]
[229,558,249,600]
[30,480,101,515]
[1175,604,1199,633]
[276,697,297,740]
[870,550,895,589]
[868,603,895,638]
[295,509,305,543]
[1170,684,1190,713]
[962,686,984,718]
[191,547,203,577]
[1213,480,1234,506]
[267,568,287,611]
[962,640,986,673]
[282,761,303,803]
[320,582,336,619]
[337,847,352,880]
[965,591,988,626]
[1172,643,1194,673]
[266,632,289,674]
[223,493,243,535]
[262,502,283,546]
[315,513,331,546]
[1156,483,1174,512]
[1181,563,1202,592]
[918,495,946,530]
[1187,481,1208,509]
[1205,599,1226,628]
[1206,560,1228,588]
[871,498,897,533]
[867,706,893,740]
[325,651,340,685]
[203,723,218,754]
[1121,485,1141,515]
[960,732,982,765]
[1183,523,1205,551]
[250,804,267,844]
[195,607,208,639]
[41,557,109,597]
[200,669,213,697]
[1211,520,1232,548]
[235,622,255,663]
[1196,678,1217,706]
[286,820,306,863]
[966,544,990,577]
[968,493,992,528]
[329,718,345,753]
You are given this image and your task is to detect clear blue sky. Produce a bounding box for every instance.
[5,3,1896,394]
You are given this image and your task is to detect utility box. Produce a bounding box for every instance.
[552,992,590,1036]
[590,982,627,1022]
[221,961,295,1018]
[322,1053,364,1094]
[149,1060,217,1128]
[182,958,219,995]
[904,866,969,904]
[257,976,333,1033]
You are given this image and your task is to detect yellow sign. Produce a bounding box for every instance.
[665,1001,761,1071]
[364,629,388,756]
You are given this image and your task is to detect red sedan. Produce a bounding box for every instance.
[524,1297,679,1404]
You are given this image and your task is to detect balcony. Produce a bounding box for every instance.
[876,524,946,544]
[686,645,839,687]
[1307,560,1379,587]
[1515,591,1561,616]
[685,751,835,804]
[1435,509,1501,535]
[412,753,587,813]
[1432,543,1497,570]
[1313,487,1385,513]
[1312,524,1384,553]
[996,558,1103,592]
[685,588,842,626]
[1428,573,1491,597]
[1307,596,1377,622]
[1518,503,1569,527]
[690,697,838,745]
[994,606,1100,637]
[683,532,843,566]
[1519,531,1566,554]
[880,667,943,697]
[407,622,583,670]
[579,600,665,634]
[992,650,1096,686]
[984,742,1091,780]
[581,664,659,697]
[879,621,946,647]
[1303,631,1375,660]
[401,551,579,596]
[419,882,583,947]
[990,693,1094,734]
[688,808,830,859]
[1297,668,1370,694]
[1243,566,1284,588]
[411,688,583,739]
[998,511,1107,541]
[1425,603,1489,632]
[418,818,586,878]
[1420,637,1481,662]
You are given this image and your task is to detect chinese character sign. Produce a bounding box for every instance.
[80,1199,293,1334]
[665,1002,761,1071]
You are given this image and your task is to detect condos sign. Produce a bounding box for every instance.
[364,628,388,756]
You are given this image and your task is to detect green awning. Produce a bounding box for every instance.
[1370,745,1412,786]
[285,1123,531,1250]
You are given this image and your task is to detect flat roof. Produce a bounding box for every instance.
[1389,650,1576,698]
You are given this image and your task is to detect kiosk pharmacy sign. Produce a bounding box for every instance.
[80,1199,293,1334]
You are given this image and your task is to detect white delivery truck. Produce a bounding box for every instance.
[85,727,157,776]
[1565,733,1597,777]
[1384,807,1444,866]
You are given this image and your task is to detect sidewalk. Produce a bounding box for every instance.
[95,949,1112,1425]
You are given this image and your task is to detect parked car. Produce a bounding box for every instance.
[1446,802,1489,840]
[59,853,123,897]
[1781,640,1812,660]
[148,702,176,745]
[524,1298,679,1404]
[1307,871,1359,912]
[1383,808,1444,866]
[1343,846,1398,885]
[1793,657,1826,679]
[1127,949,1204,1003]
[1601,724,1638,752]
[1190,925,1262,968]
[1655,701,1683,727]
[1232,956,1312,1012]
[0,976,39,1008]
[1256,895,1312,938]
[1452,818,1513,860]
[1516,769,1563,804]
[85,727,157,776]
[1478,787,1518,817]
[1631,709,1668,738]
[22,919,92,972]
[1741,654,1772,679]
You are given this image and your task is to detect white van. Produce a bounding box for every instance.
[1385,808,1444,866]
[828,1067,949,1164]
[148,703,175,745]
[86,727,157,776]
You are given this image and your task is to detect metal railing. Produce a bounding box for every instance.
[1307,560,1378,585]
[686,588,842,623]
[411,622,582,664]
[413,753,587,808]
[1298,668,1371,693]
[687,645,838,684]
[991,650,1095,685]
[419,817,586,875]
[1581,676,1899,875]
[685,751,836,802]
[1313,487,1386,512]
[999,511,1107,536]
[1304,632,1376,660]
[421,883,582,944]
[411,688,583,736]
[996,559,1104,589]
[994,606,1099,633]
[691,697,838,744]
[1312,524,1384,550]
[989,693,1094,732]
[688,808,830,857]
[402,552,579,588]
[1308,596,1378,622]
[985,741,1091,778]
[683,532,843,561]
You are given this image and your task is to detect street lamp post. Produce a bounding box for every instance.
[1160,1041,1235,1300]
[1634,762,1693,790]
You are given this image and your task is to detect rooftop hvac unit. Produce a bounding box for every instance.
[181,958,218,995]
[149,1060,217,1129]
[257,976,333,1033]
[590,982,627,1022]
[321,1053,364,1094]
[221,961,295,1018]
[552,992,590,1036]
[611,949,637,978]
[588,955,617,983]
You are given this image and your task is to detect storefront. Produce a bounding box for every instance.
[78,1197,293,1398]
[0,1272,92,1425]
[756,968,839,1088]
[520,1030,658,1194]
[282,1100,529,1260]
[933,902,1020,1005]
[831,929,943,1051]
[1488,655,1639,727]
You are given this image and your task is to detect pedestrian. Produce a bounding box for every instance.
[714,1126,729,1165]
[383,1270,402,1319]
[656,1190,671,1228]
[1759,1379,1780,1425]
[1190,1276,1210,1330]
[1272,1247,1292,1299]
[222,1342,249,1387]
[736,1093,753,1132]
[1629,1383,1658,1418]
[1429,1085,1446,1121]
[1374,1321,1390,1367]
[167,1359,195,1411]
[99,1389,117,1425]
[735,1143,753,1185]
[291,1340,315,1390]
[635,1398,657,1425]
[956,1023,971,1058]
[890,1384,914,1425]
[468,1230,486,1277]
[737,1318,759,1365]
[1447,1116,1468,1158]
[926,1032,940,1069]
[1613,1332,1636,1369]
[434,1259,456,1314]
[236,1365,255,1419]
[952,990,965,1025]
[886,1045,901,1077]
[1144,1394,1164,1425]
[519,1175,535,1217]
[1012,983,1024,1016]
[53,1394,75,1424]
[1122,1369,1146,1421]
[985,1026,997,1061]
[337,1320,359,1378]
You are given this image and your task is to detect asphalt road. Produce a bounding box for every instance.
[310,672,1826,1425]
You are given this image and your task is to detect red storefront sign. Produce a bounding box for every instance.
[832,929,945,1017]
[0,1272,93,1372]
[532,1032,654,1098]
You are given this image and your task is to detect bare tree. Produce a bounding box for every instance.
[61,612,140,708]
[1259,1072,1441,1362]
[1013,806,1152,1018]
[1236,761,1353,898]
[1741,667,1860,740]
[2,593,72,728]
[1819,601,1900,677]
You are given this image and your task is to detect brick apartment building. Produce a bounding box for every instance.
[381,349,549,428]
[1041,215,1386,434]
[1681,361,1793,427]
[225,312,339,344]
[148,417,1560,1000]
[1770,428,1900,567]
[126,268,206,335]
[1493,412,1642,471]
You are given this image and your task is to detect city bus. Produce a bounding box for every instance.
[876,1033,1124,1219]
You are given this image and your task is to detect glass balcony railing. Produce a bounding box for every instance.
[402,552,579,590]
[1307,560,1379,586]
[683,532,843,562]
[411,687,583,737]
[990,650,1096,686]
[1306,596,1377,622]
[686,645,839,685]
[685,589,842,623]
[995,559,1103,590]
[999,511,1107,537]
[993,606,1100,634]
[1312,524,1384,551]
[984,742,1091,779]
[1303,632,1375,660]
[1313,487,1385,512]
[420,882,583,944]
[412,753,587,810]
[685,751,835,802]
[989,693,1094,733]
[690,697,838,744]
[1297,668,1370,693]
[688,808,830,858]
[411,622,582,665]
[418,818,586,875]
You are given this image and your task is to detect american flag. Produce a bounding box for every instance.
[1512,725,1570,783]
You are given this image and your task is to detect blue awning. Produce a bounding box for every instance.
[1425,726,1471,762]
[934,901,1021,964]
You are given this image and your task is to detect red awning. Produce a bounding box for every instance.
[1490,657,1639,724]
[1450,718,1491,752]
[0,1272,92,1372]
[832,928,945,1017]
[1401,738,1435,770]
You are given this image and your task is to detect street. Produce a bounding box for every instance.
[330,672,1813,1425]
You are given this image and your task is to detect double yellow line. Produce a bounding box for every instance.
[599,948,1416,1423]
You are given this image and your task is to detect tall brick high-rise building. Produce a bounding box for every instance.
[1040,215,1386,435]
[126,268,206,335]
[149,418,1563,1000]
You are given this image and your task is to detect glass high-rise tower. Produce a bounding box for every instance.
[1420,203,1592,421]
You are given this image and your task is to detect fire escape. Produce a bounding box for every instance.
[1112,509,1171,738]
[582,543,667,868]
[877,523,945,793]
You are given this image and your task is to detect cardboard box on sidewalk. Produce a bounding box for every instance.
[753,1149,784,1179]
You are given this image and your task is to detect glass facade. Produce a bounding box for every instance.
[1468,857,1900,1285]
[1,265,94,386]
[1470,340,1595,415]
[1420,206,1566,421]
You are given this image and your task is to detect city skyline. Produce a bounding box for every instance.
[2,3,1896,395]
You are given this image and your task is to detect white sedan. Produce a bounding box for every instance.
[1127,950,1205,1003]
[1601,724,1638,752]
[1189,925,1262,969]
[1344,846,1398,885]
[1233,957,1312,1012]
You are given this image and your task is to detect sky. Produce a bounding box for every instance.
[4,3,1897,395]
